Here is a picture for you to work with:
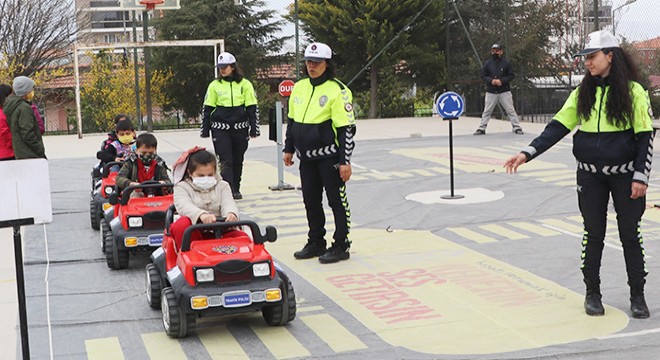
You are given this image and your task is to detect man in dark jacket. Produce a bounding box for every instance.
[4,76,46,159]
[474,44,523,135]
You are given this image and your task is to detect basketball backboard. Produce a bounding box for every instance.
[119,0,181,10]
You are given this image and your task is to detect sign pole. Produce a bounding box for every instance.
[435,91,465,200]
[0,218,35,360]
[269,101,294,191]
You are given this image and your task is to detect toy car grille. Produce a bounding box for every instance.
[215,269,253,285]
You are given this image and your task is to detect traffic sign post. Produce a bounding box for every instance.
[269,96,295,191]
[435,91,465,200]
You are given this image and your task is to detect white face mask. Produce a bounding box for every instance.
[192,176,217,190]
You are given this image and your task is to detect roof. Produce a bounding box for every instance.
[634,36,660,50]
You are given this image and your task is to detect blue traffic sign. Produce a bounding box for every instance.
[435,91,464,119]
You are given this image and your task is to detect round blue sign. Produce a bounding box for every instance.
[435,91,464,119]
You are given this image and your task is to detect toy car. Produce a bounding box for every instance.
[147,206,296,338]
[90,161,122,231]
[104,180,174,270]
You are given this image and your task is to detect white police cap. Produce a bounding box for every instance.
[575,30,619,57]
[304,42,332,62]
[216,52,236,67]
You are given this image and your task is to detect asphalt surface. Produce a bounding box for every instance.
[4,117,660,359]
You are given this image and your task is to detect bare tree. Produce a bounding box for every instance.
[0,0,81,76]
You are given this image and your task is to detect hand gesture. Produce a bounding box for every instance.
[503,153,527,173]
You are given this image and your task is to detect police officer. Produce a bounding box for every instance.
[505,30,654,319]
[201,52,259,199]
[283,42,356,264]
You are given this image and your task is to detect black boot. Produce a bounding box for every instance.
[584,279,605,316]
[629,280,650,319]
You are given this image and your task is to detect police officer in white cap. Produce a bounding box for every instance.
[283,42,357,264]
[201,52,259,199]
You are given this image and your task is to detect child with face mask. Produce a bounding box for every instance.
[96,119,136,172]
[170,147,239,249]
[116,133,171,197]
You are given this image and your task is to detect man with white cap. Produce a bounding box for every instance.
[284,42,357,264]
[200,51,259,199]
[505,30,654,319]
[3,76,46,159]
[474,43,523,135]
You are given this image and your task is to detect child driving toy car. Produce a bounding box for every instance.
[171,147,239,249]
[116,133,170,198]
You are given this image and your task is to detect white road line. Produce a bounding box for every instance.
[541,224,624,252]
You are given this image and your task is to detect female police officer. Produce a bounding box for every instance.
[505,30,654,318]
[200,52,259,199]
[283,42,357,264]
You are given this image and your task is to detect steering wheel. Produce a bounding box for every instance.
[140,180,163,197]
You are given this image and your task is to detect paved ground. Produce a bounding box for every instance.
[4,116,660,359]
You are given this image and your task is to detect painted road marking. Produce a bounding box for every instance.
[141,332,187,359]
[478,224,528,240]
[251,324,310,359]
[539,219,584,234]
[508,222,561,237]
[447,227,497,243]
[85,337,125,360]
[521,169,574,178]
[301,314,368,353]
[197,325,249,360]
[409,169,435,177]
[297,305,325,313]
[277,226,312,235]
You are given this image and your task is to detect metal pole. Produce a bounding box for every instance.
[269,101,294,191]
[294,0,300,80]
[440,118,463,200]
[73,43,83,139]
[593,0,599,31]
[132,11,141,129]
[143,10,153,132]
[13,225,30,359]
[446,0,450,90]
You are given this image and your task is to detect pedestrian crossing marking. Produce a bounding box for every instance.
[301,314,368,353]
[539,173,576,182]
[277,226,312,235]
[447,227,497,243]
[245,202,303,211]
[508,222,561,236]
[251,324,310,359]
[297,305,325,313]
[141,332,187,359]
[197,325,249,360]
[539,219,583,234]
[256,210,308,220]
[520,169,574,178]
[409,169,436,177]
[643,208,660,225]
[478,224,528,240]
[85,337,125,360]
[363,172,391,180]
[556,180,575,186]
[240,196,301,207]
[428,166,450,174]
[383,171,415,178]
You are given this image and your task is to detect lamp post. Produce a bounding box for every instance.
[295,0,300,80]
[613,0,637,35]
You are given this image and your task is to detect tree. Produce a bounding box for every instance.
[297,0,445,119]
[0,0,80,77]
[80,51,172,132]
[151,0,289,118]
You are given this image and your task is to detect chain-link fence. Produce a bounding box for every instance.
[39,0,659,135]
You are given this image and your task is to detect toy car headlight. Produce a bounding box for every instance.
[128,217,143,228]
[195,268,214,283]
[253,263,270,277]
[104,186,114,195]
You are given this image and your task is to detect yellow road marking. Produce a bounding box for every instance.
[539,219,583,234]
[85,337,125,360]
[301,314,368,353]
[246,202,303,211]
[447,227,497,243]
[241,197,301,207]
[384,171,414,178]
[297,305,325,313]
[428,166,450,174]
[555,180,575,186]
[257,210,307,220]
[643,208,660,224]
[363,172,391,180]
[540,173,576,182]
[251,325,310,359]
[520,170,573,178]
[409,169,435,177]
[508,222,561,236]
[141,332,187,360]
[198,325,249,360]
[478,224,528,240]
[276,226,311,235]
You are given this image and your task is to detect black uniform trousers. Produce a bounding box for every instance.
[577,169,647,283]
[211,128,249,193]
[299,156,351,249]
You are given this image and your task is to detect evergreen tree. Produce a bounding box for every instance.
[152,0,288,118]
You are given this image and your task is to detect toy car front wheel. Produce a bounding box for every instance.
[146,264,163,309]
[262,271,297,326]
[89,198,100,230]
[161,287,195,338]
[105,231,129,270]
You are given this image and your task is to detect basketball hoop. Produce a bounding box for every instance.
[139,0,165,10]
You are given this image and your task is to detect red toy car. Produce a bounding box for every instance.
[104,181,174,269]
[146,206,296,338]
[90,161,122,231]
